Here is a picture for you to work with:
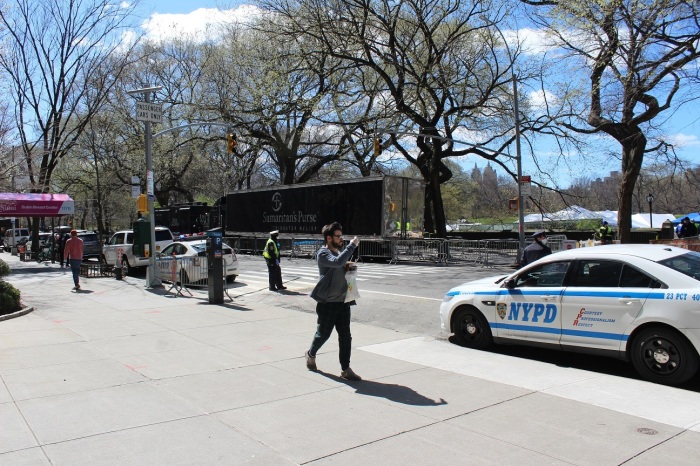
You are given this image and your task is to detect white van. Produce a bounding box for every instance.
[4,228,30,252]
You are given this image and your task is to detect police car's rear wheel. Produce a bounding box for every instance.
[452,307,493,349]
[630,327,699,386]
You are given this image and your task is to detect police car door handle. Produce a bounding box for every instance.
[541,295,557,301]
[618,298,640,305]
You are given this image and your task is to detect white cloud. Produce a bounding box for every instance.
[666,133,700,148]
[141,5,262,42]
[528,89,559,109]
[503,28,557,56]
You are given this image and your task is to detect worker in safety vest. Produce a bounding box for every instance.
[598,221,614,245]
[263,230,286,291]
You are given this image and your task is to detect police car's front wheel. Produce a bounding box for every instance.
[630,327,699,386]
[452,307,493,350]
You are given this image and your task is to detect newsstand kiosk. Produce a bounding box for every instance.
[206,227,224,304]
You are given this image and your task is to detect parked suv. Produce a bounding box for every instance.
[102,227,174,275]
[77,231,101,260]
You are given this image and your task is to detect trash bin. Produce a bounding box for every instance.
[660,220,674,240]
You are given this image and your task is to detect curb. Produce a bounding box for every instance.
[0,306,35,321]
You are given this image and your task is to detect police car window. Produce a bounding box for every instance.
[571,260,622,287]
[161,244,175,255]
[659,252,700,281]
[515,261,570,287]
[619,265,661,288]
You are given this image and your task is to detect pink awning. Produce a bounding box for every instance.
[0,193,75,217]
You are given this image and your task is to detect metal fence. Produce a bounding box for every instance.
[154,255,209,287]
[390,239,445,264]
[441,239,520,266]
[222,235,568,267]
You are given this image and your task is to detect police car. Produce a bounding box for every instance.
[440,244,700,386]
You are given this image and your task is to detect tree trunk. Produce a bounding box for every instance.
[616,131,646,243]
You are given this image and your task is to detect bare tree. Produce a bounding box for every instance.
[259,0,538,236]
[0,0,142,250]
[524,0,700,242]
[201,23,347,186]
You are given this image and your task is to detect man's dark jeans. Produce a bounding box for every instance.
[309,301,352,370]
[69,259,81,287]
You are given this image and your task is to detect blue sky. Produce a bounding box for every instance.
[141,1,700,189]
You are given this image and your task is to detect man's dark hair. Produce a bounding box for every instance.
[321,222,342,241]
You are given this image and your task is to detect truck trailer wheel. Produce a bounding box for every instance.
[630,327,699,386]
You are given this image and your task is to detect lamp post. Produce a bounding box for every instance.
[647,193,654,228]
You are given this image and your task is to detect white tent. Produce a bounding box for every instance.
[522,205,600,223]
[521,205,675,228]
[629,213,676,228]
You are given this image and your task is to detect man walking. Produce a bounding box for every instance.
[520,230,552,267]
[63,229,84,290]
[263,230,286,291]
[306,222,362,381]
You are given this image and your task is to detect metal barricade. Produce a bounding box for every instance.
[480,239,520,267]
[235,236,267,255]
[155,256,209,287]
[356,239,393,261]
[290,238,324,259]
[546,234,568,253]
[442,239,486,265]
[391,239,445,264]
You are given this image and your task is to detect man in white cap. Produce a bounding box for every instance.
[263,230,286,291]
[520,230,552,267]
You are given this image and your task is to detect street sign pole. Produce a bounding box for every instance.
[512,74,526,260]
[127,85,163,288]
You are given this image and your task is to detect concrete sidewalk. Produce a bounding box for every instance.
[1,253,699,465]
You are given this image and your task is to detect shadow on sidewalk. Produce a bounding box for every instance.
[318,372,447,406]
[142,286,253,311]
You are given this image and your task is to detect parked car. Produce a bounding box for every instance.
[25,232,53,253]
[102,227,174,275]
[157,239,238,284]
[440,244,700,386]
[3,228,30,252]
[77,231,101,260]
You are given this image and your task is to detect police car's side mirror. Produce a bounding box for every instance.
[505,278,516,289]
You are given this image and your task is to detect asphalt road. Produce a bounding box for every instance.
[231,255,514,340]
